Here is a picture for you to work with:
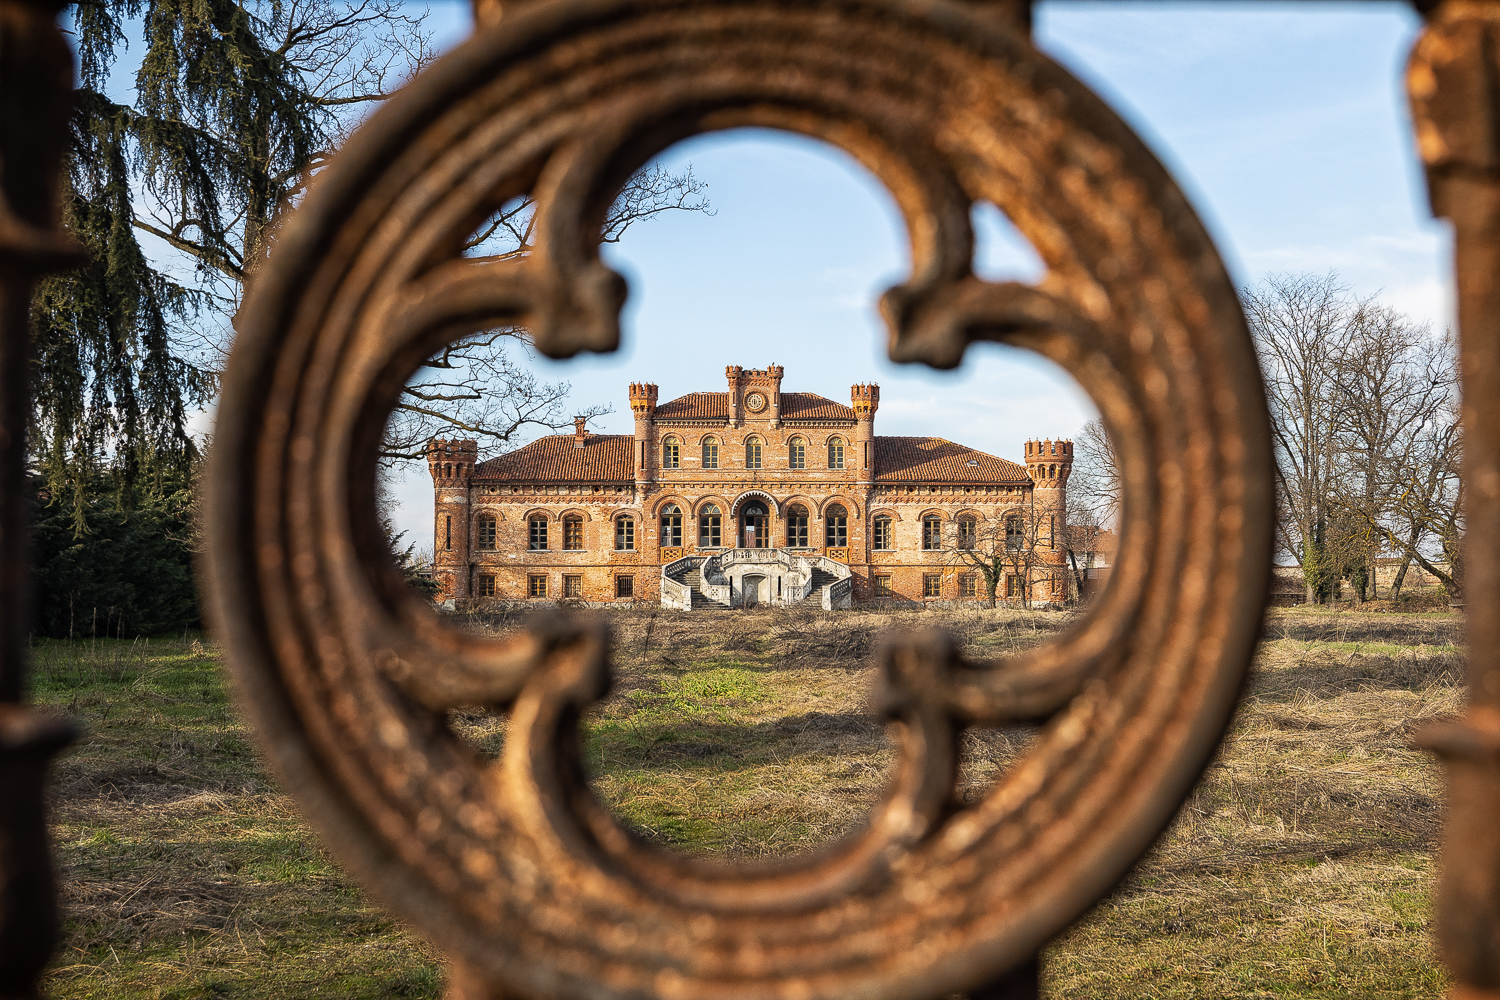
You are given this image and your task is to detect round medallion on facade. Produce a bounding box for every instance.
[745,391,766,412]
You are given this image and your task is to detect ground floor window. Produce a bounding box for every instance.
[923,574,942,598]
[786,505,808,547]
[616,575,634,598]
[528,575,548,598]
[477,574,496,597]
[959,573,977,598]
[1006,574,1023,598]
[699,506,721,547]
[563,575,582,598]
[874,575,892,598]
[825,504,848,547]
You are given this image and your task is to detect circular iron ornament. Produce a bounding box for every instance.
[205,1,1272,997]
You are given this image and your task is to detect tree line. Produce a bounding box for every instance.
[29,2,706,638]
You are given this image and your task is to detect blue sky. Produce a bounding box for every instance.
[388,2,1450,548]
[64,4,1449,548]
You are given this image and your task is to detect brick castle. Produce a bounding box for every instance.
[428,365,1072,607]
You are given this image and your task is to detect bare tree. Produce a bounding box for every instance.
[947,509,1047,609]
[1061,500,1104,603]
[382,164,713,464]
[1245,273,1358,604]
[1069,417,1119,529]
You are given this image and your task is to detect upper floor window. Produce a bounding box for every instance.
[702,436,719,469]
[1005,514,1024,550]
[788,437,806,470]
[477,513,498,550]
[699,505,721,547]
[562,515,584,551]
[873,515,893,551]
[615,516,635,551]
[661,504,683,547]
[825,504,848,548]
[444,514,452,551]
[828,437,845,469]
[786,504,808,547]
[922,515,942,550]
[745,436,762,470]
[529,516,548,551]
[957,516,977,550]
[662,436,680,469]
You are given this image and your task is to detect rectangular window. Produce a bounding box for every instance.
[924,574,942,599]
[477,515,497,550]
[922,517,942,550]
[528,575,548,598]
[702,439,719,469]
[663,440,680,469]
[960,573,977,598]
[787,515,808,547]
[828,439,845,469]
[699,514,721,548]
[1006,575,1023,598]
[873,517,892,551]
[789,440,805,469]
[477,574,496,598]
[444,515,452,551]
[564,575,582,598]
[615,518,635,551]
[746,439,762,469]
[616,575,634,598]
[529,518,548,550]
[563,518,583,550]
[874,575,892,598]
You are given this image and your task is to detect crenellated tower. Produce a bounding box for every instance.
[851,383,879,483]
[629,382,658,493]
[1025,438,1073,605]
[427,438,478,600]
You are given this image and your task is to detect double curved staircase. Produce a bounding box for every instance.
[661,549,853,610]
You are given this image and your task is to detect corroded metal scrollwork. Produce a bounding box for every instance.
[204,1,1273,997]
[0,2,81,996]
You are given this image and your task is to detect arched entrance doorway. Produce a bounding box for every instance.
[740,501,768,548]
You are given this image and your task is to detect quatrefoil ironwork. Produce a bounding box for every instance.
[203,1,1274,996]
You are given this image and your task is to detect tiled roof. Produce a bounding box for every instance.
[653,392,856,422]
[874,437,1032,484]
[473,435,633,483]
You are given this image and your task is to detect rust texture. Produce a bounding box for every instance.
[1410,3,1500,997]
[205,1,1272,997]
[0,2,80,998]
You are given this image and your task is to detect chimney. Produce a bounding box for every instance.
[574,416,588,448]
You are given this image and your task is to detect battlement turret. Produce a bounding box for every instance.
[427,438,478,483]
[628,382,658,417]
[850,383,880,417]
[1025,438,1073,485]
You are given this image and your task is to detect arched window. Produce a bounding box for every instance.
[662,436,680,469]
[614,516,635,551]
[827,437,845,469]
[957,515,977,550]
[788,437,806,470]
[1005,514,1024,550]
[476,513,498,550]
[528,516,548,551]
[562,515,583,550]
[699,505,722,547]
[873,515,893,551]
[922,514,942,550]
[825,504,848,548]
[702,436,719,469]
[444,463,452,478]
[786,504,809,547]
[660,504,683,547]
[745,436,762,469]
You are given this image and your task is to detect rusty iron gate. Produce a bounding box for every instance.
[1,1,1498,997]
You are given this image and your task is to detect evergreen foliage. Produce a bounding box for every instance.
[30,475,199,638]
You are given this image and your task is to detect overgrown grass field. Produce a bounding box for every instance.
[34,604,1464,998]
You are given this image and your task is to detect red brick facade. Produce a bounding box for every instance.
[429,366,1072,606]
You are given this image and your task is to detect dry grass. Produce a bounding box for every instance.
[35,602,1463,998]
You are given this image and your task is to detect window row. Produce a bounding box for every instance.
[477,509,1035,553]
[475,574,635,598]
[870,574,991,599]
[661,435,846,470]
